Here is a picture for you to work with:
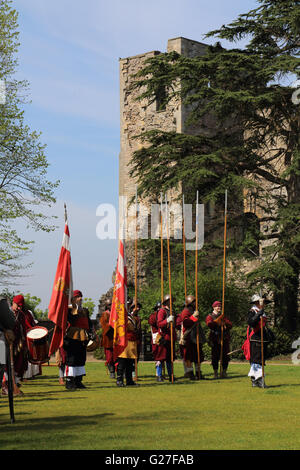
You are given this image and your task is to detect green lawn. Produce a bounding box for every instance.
[1,360,300,450]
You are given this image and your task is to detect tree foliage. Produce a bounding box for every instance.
[0,1,59,281]
[129,0,300,331]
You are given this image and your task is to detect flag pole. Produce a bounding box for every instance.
[134,186,138,382]
[195,191,201,379]
[219,190,228,379]
[160,194,164,304]
[64,202,67,223]
[160,194,165,378]
[183,195,187,299]
[261,315,265,387]
[165,194,174,384]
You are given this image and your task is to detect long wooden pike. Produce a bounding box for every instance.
[182,195,187,298]
[261,315,265,387]
[160,194,166,379]
[160,194,164,304]
[134,186,139,382]
[195,191,201,380]
[165,194,174,384]
[219,190,228,379]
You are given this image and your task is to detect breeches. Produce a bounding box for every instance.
[211,342,230,370]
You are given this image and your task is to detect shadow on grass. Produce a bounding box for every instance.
[0,412,115,447]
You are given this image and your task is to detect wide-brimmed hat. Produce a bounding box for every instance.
[250,294,261,303]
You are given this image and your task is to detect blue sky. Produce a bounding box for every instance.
[8,0,259,315]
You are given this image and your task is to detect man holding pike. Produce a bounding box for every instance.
[177,295,205,380]
[206,301,232,379]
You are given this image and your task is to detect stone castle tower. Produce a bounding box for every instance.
[119,37,209,208]
[118,38,217,286]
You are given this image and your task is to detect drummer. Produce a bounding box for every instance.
[22,305,41,380]
[63,290,95,390]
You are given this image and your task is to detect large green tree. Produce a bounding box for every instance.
[129,0,300,332]
[0,1,59,282]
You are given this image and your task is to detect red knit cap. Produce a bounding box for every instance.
[13,295,24,306]
[73,290,83,298]
[212,301,221,308]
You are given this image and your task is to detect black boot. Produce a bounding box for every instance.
[108,364,116,379]
[116,361,125,387]
[75,375,86,389]
[125,360,139,386]
[125,370,139,386]
[65,377,76,390]
[257,377,267,388]
[186,370,196,380]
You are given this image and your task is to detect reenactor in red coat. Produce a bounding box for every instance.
[156,294,176,382]
[100,299,115,378]
[149,301,166,382]
[177,295,205,380]
[205,301,232,378]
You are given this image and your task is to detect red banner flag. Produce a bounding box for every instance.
[48,220,73,356]
[109,239,128,360]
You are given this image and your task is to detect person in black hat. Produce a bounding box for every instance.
[247,294,274,388]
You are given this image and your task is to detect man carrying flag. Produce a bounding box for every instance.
[109,238,133,387]
[48,206,73,359]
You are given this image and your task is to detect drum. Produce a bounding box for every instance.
[86,334,100,352]
[26,326,50,364]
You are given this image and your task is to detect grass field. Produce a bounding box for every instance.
[1,360,300,450]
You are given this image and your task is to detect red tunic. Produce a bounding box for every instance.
[156,307,176,362]
[178,307,204,363]
[205,314,232,345]
[23,309,36,332]
[148,311,161,361]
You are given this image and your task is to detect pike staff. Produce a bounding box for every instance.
[260,311,265,387]
[160,194,164,304]
[165,194,174,384]
[195,191,201,379]
[134,186,139,382]
[219,190,228,379]
[182,195,187,298]
[160,194,166,379]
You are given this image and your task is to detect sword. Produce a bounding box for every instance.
[227,348,242,356]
